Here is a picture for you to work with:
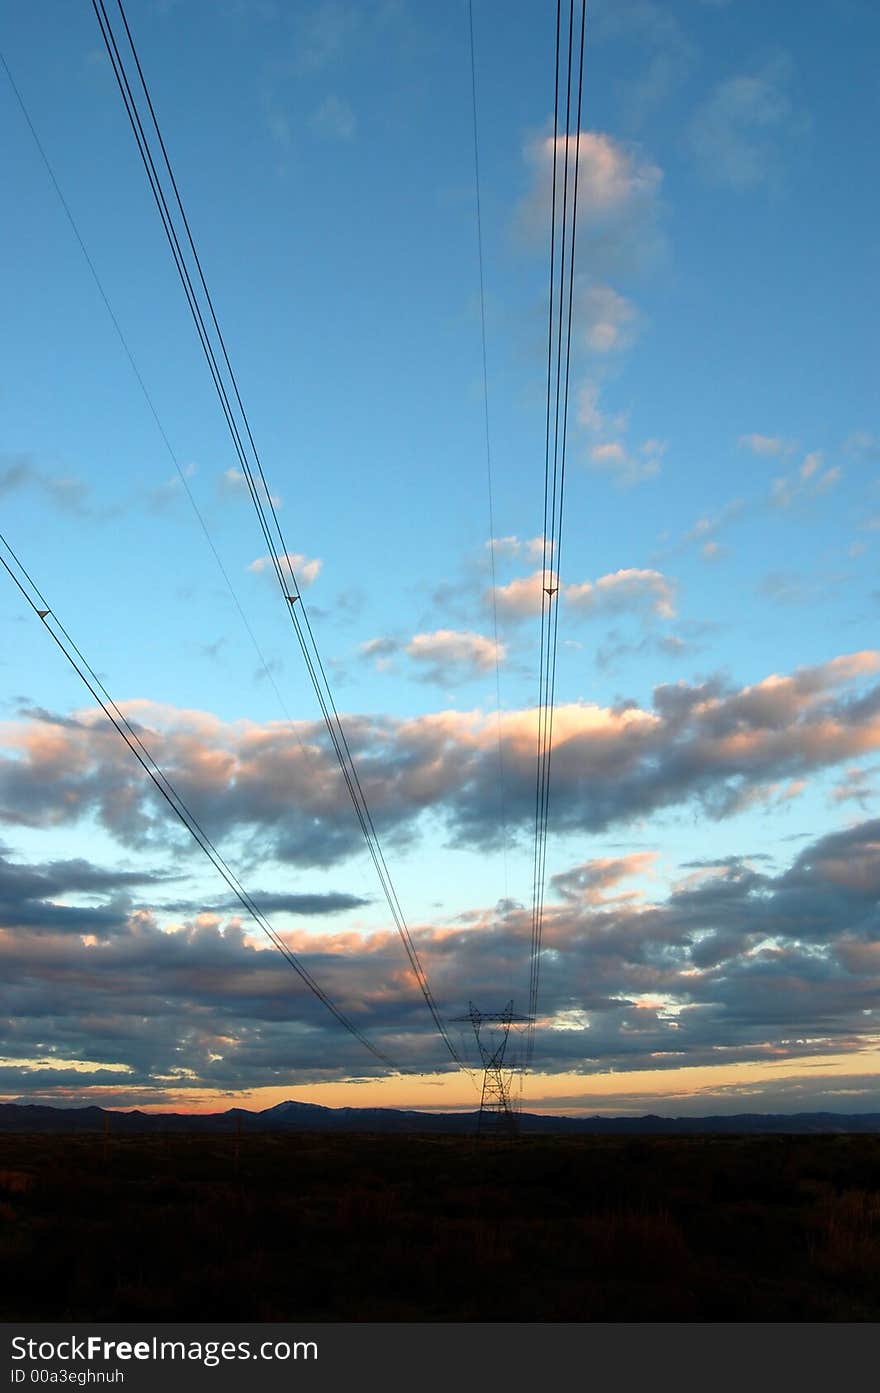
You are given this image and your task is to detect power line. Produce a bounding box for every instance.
[0,45,306,744]
[527,0,587,1065]
[528,0,564,1066]
[91,0,465,1070]
[528,0,563,1065]
[0,529,401,1073]
[467,0,509,909]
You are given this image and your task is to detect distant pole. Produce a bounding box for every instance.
[452,1002,532,1137]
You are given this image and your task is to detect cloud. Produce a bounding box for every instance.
[771,453,841,509]
[0,454,94,516]
[844,431,880,462]
[220,889,369,916]
[587,438,664,486]
[596,630,696,672]
[590,440,630,473]
[310,94,356,140]
[576,383,605,432]
[576,281,639,353]
[0,458,30,496]
[518,130,664,274]
[679,498,745,558]
[576,381,628,438]
[492,570,554,620]
[670,453,835,570]
[488,536,549,563]
[4,815,880,1093]
[0,846,172,935]
[220,468,282,508]
[739,433,796,457]
[360,636,400,672]
[758,570,835,608]
[4,653,880,870]
[360,630,506,684]
[551,852,658,904]
[248,551,321,586]
[565,568,676,620]
[404,630,505,683]
[688,56,803,190]
[831,765,876,810]
[146,461,200,513]
[575,382,660,488]
[541,163,651,494]
[591,1,697,128]
[293,0,361,72]
[0,905,414,1090]
[262,2,382,148]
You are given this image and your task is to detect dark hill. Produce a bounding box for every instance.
[2,1099,880,1134]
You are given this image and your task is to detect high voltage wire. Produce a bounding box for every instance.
[90,0,465,1070]
[528,0,587,1060]
[467,0,509,910]
[528,0,565,1067]
[0,46,307,747]
[0,43,384,1053]
[527,0,587,1065]
[0,532,401,1072]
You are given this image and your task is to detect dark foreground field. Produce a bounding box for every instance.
[1,1130,879,1321]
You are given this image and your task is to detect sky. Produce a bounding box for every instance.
[1,0,879,1117]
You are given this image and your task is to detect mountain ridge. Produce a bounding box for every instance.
[2,1099,880,1135]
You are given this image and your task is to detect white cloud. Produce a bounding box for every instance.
[577,382,604,432]
[492,570,555,620]
[738,433,796,457]
[518,130,664,273]
[405,629,505,679]
[576,381,628,437]
[815,467,841,494]
[488,536,550,563]
[676,498,745,562]
[10,652,880,875]
[576,382,660,489]
[799,451,821,481]
[488,536,522,559]
[688,57,802,191]
[248,552,322,587]
[771,453,841,508]
[359,636,399,673]
[576,281,639,353]
[588,438,664,487]
[591,441,628,468]
[360,630,505,682]
[221,468,282,508]
[565,567,676,620]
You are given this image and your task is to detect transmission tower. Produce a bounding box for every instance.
[454,1002,532,1136]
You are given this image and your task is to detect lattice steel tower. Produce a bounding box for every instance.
[454,1001,532,1135]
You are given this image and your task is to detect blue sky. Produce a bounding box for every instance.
[1,0,879,1115]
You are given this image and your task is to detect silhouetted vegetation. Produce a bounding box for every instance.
[1,1130,879,1320]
